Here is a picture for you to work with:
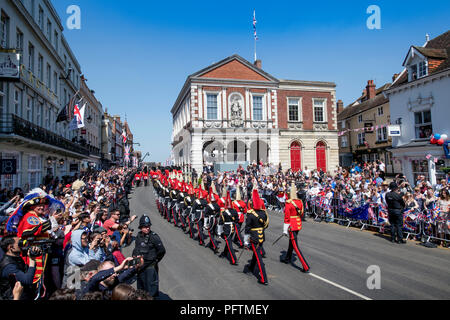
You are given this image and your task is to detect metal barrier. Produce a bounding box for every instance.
[303,196,449,247]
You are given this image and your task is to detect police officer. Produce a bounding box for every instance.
[132,215,166,298]
[385,182,406,244]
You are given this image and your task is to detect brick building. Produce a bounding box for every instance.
[171,54,339,173]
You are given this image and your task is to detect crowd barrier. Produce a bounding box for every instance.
[304,196,449,246]
[149,185,448,247]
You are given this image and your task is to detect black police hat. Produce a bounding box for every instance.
[389,182,398,190]
[139,215,152,228]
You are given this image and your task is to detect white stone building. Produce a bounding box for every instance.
[171,55,339,174]
[385,31,450,185]
[0,0,94,189]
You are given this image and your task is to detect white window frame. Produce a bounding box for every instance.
[204,91,221,121]
[26,96,32,122]
[38,54,43,81]
[0,11,8,48]
[251,94,265,121]
[418,61,428,78]
[46,63,51,88]
[28,43,34,72]
[38,6,44,30]
[358,132,365,145]
[377,106,384,116]
[0,151,21,190]
[287,97,302,122]
[376,127,387,142]
[313,98,327,123]
[14,88,22,116]
[46,19,52,42]
[414,109,432,140]
[28,154,42,189]
[358,114,363,123]
[0,82,5,117]
[341,135,348,148]
[16,29,24,64]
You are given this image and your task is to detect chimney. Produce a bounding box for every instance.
[337,100,344,114]
[254,59,262,69]
[366,80,376,100]
[392,73,399,82]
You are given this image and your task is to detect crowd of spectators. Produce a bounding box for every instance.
[0,166,154,301]
[202,160,449,245]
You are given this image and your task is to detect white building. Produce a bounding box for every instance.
[385,31,450,186]
[0,0,94,189]
[171,55,339,173]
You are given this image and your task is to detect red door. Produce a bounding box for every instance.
[290,142,302,172]
[316,141,327,172]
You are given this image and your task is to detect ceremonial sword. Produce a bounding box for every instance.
[272,234,287,246]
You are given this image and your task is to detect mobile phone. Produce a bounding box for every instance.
[127,257,141,267]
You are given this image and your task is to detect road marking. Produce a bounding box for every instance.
[309,273,373,300]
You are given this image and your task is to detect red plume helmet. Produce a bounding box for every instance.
[252,189,265,210]
[225,191,233,209]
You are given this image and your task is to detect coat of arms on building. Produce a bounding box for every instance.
[229,93,244,127]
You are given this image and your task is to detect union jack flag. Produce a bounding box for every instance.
[253,10,258,40]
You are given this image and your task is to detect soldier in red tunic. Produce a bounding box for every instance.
[281,182,310,273]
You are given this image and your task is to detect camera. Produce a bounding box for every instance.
[127,257,141,267]
[19,238,56,255]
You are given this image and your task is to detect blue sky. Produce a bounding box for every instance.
[52,0,450,163]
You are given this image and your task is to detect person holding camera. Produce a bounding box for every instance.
[0,236,40,300]
[132,215,165,298]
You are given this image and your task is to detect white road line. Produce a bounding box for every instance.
[309,273,373,300]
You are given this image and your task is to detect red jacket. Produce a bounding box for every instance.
[232,200,247,224]
[284,199,304,232]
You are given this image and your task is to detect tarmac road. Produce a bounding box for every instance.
[123,185,450,300]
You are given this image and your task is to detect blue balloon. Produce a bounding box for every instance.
[434,134,441,140]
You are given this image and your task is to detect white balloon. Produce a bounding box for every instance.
[441,134,448,140]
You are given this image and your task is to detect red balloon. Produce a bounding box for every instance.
[437,138,445,145]
[430,138,437,144]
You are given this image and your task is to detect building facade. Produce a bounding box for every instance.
[337,80,401,174]
[171,55,339,173]
[385,31,450,186]
[0,0,90,190]
[79,79,102,169]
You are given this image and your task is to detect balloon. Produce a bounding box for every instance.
[430,138,437,144]
[437,139,445,146]
[441,134,448,141]
[434,134,441,140]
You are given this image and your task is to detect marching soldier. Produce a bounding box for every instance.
[184,183,196,238]
[204,186,221,254]
[232,186,246,248]
[243,188,269,285]
[191,183,208,246]
[218,191,239,265]
[134,171,142,187]
[176,183,187,231]
[142,167,149,187]
[281,182,310,273]
[169,187,179,226]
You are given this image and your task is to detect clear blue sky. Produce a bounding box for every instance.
[52,0,450,163]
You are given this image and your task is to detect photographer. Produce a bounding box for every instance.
[0,236,40,300]
[80,257,142,297]
[132,215,165,298]
[113,223,133,248]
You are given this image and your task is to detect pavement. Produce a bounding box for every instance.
[123,185,450,300]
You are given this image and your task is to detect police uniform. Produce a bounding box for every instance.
[133,215,166,298]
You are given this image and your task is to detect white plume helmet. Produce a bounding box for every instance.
[236,185,242,201]
[290,181,298,200]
